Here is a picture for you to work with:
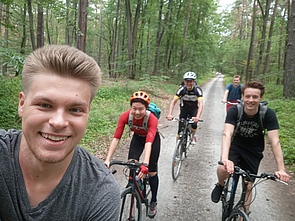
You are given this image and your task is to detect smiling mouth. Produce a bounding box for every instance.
[41,133,68,141]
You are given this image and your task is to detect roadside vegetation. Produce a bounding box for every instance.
[1,74,294,172]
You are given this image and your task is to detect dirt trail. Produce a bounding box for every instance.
[109,76,295,221]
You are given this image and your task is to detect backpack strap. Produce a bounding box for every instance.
[233,102,243,137]
[128,110,151,132]
[259,101,268,132]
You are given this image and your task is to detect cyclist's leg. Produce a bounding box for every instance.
[147,133,160,218]
[128,134,145,161]
[212,148,239,203]
[239,148,263,213]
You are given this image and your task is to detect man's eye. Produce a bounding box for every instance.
[40,103,50,108]
[70,108,81,113]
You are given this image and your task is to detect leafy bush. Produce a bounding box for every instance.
[0,76,22,129]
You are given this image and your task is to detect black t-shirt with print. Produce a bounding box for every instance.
[226,105,279,151]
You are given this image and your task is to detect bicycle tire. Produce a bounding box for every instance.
[221,174,239,221]
[172,139,184,181]
[227,209,249,221]
[120,187,142,221]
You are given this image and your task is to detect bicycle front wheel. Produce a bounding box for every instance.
[172,139,184,181]
[120,187,142,221]
[227,209,249,221]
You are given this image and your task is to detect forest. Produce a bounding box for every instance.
[0,0,295,167]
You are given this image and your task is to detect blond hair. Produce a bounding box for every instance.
[22,44,101,101]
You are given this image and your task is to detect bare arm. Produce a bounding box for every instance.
[167,96,179,120]
[267,130,290,182]
[104,138,120,167]
[194,98,203,121]
[222,90,229,103]
[221,123,235,173]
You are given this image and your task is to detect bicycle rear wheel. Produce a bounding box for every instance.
[227,209,249,221]
[120,187,142,221]
[171,139,184,181]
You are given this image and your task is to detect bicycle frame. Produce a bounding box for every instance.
[219,161,288,221]
[110,160,151,221]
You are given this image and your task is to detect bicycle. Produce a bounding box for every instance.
[171,117,203,181]
[110,160,152,221]
[218,161,288,221]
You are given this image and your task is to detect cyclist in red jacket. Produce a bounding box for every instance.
[105,91,160,218]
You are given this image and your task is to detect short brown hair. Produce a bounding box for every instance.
[22,44,101,101]
[233,75,240,79]
[241,80,265,97]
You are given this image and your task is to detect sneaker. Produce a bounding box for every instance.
[211,183,224,203]
[191,135,197,145]
[148,202,157,218]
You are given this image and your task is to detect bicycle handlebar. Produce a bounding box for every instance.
[169,117,203,123]
[110,160,142,168]
[222,101,238,105]
[218,161,288,185]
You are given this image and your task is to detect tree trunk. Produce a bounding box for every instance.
[283,0,295,98]
[263,0,278,75]
[2,4,9,76]
[255,0,271,77]
[37,3,44,48]
[20,3,27,55]
[125,0,141,79]
[153,0,165,75]
[27,0,36,50]
[77,0,88,52]
[180,0,192,64]
[110,0,119,78]
[246,0,257,81]
[97,0,103,66]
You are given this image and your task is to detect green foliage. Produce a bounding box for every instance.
[0,76,22,129]
[264,83,295,165]
[0,46,26,75]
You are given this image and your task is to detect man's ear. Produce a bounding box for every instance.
[18,92,25,117]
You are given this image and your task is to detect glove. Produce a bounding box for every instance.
[140,163,149,174]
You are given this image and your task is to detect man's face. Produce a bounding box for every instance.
[184,79,194,90]
[233,77,240,86]
[18,73,92,164]
[242,88,262,112]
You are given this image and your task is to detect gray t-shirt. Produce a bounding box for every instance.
[0,129,120,221]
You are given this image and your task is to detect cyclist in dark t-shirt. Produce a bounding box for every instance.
[222,75,242,111]
[211,80,290,214]
[167,71,203,144]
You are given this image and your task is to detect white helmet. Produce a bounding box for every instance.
[183,71,196,80]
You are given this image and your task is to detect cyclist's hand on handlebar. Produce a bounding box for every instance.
[166,115,173,121]
[137,163,149,179]
[275,170,290,183]
[192,117,200,123]
[220,159,234,174]
[104,160,110,168]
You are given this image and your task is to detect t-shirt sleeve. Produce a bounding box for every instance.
[264,108,279,131]
[225,84,232,91]
[113,111,129,139]
[225,105,238,126]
